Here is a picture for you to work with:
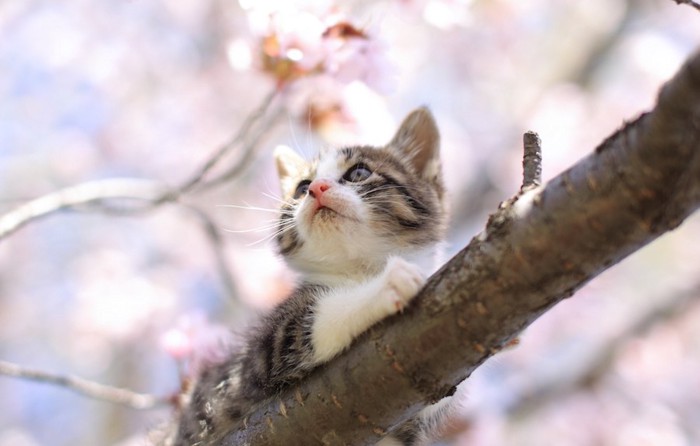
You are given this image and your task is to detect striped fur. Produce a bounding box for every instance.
[171,108,447,446]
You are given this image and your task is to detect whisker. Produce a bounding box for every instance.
[217,203,293,215]
[222,223,283,234]
[261,192,294,207]
[246,223,296,247]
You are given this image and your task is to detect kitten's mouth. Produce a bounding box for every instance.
[313,205,337,217]
[311,204,358,222]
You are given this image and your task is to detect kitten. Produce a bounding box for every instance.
[170,108,448,446]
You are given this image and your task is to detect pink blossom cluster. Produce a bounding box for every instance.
[160,313,233,377]
[234,5,397,135]
[255,9,395,93]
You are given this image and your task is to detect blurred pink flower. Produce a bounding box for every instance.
[256,10,395,89]
[160,327,193,361]
[242,6,396,133]
[258,10,328,83]
[321,22,396,94]
[160,313,233,376]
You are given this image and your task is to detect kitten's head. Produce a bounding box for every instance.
[274,107,446,281]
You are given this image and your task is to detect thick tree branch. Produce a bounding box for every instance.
[211,51,700,445]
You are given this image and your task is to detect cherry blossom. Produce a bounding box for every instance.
[237,5,396,134]
[160,313,233,377]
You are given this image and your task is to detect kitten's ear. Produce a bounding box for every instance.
[274,145,307,196]
[389,107,440,178]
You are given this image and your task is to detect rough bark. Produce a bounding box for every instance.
[205,51,700,445]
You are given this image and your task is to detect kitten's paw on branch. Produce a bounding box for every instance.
[380,257,425,314]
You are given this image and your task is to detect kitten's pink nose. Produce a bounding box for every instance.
[308,179,332,201]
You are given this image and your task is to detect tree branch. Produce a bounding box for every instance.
[186,204,241,304]
[672,0,700,12]
[509,282,700,418]
[0,180,239,303]
[0,360,171,410]
[160,87,283,199]
[0,89,283,242]
[209,50,700,445]
[521,131,542,190]
[0,179,167,240]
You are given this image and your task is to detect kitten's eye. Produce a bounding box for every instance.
[343,164,372,182]
[293,180,311,199]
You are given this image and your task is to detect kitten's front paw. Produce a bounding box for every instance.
[380,257,425,314]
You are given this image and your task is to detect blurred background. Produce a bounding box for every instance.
[1,0,700,445]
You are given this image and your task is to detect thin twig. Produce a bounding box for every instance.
[0,90,282,239]
[162,87,281,200]
[200,103,286,190]
[673,0,700,12]
[509,284,700,418]
[521,131,542,190]
[0,179,167,241]
[185,204,240,304]
[94,89,282,211]
[0,360,171,410]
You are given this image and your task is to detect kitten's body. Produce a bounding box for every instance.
[171,108,448,446]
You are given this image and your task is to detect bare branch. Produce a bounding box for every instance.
[0,90,283,240]
[510,283,700,418]
[198,104,286,191]
[672,0,700,12]
[521,131,542,190]
[185,204,240,304]
[0,360,171,410]
[0,179,167,241]
[163,87,282,199]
